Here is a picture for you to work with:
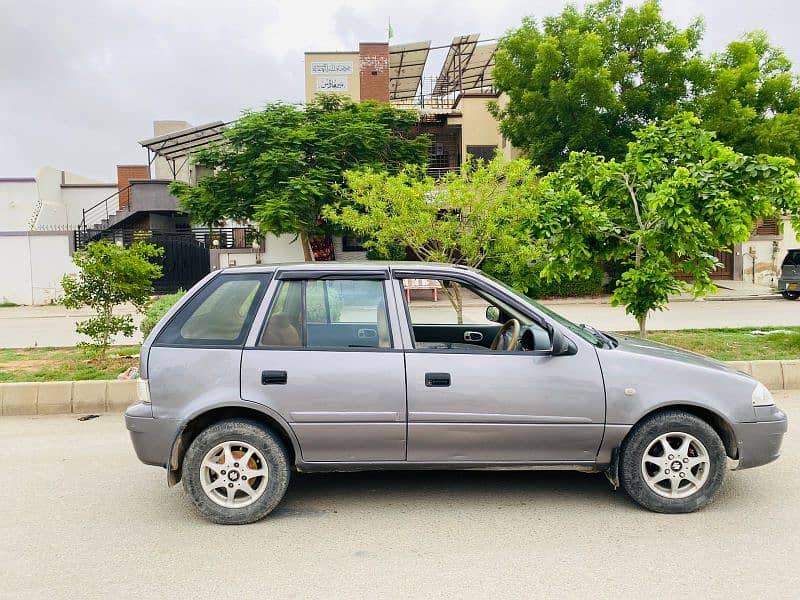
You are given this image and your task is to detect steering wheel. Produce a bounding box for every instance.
[490,318,521,351]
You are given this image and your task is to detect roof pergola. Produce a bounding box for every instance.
[139,121,227,178]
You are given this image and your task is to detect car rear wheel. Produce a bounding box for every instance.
[782,291,799,300]
[619,410,726,513]
[182,419,290,524]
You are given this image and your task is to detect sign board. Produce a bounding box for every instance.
[316,77,348,91]
[311,61,354,75]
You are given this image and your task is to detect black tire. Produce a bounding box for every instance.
[782,291,800,300]
[619,410,726,514]
[182,419,290,525]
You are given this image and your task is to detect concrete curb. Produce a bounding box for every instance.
[0,359,798,417]
[0,380,137,417]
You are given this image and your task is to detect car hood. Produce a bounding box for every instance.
[610,334,744,375]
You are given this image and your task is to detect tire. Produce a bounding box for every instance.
[619,410,726,514]
[782,291,799,300]
[182,419,290,524]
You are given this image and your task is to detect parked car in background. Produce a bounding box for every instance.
[779,249,800,300]
[125,263,787,524]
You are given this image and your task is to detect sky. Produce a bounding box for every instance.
[1,0,799,181]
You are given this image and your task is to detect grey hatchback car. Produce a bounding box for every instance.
[126,263,787,524]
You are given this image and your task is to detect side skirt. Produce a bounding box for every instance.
[295,460,602,474]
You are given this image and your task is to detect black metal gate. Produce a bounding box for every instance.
[152,235,210,294]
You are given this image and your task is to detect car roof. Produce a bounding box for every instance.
[218,261,475,275]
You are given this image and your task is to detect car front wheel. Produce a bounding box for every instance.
[619,410,726,513]
[782,291,799,300]
[182,419,290,524]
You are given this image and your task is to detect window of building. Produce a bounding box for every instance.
[260,279,390,349]
[466,145,497,164]
[754,218,780,237]
[155,274,269,346]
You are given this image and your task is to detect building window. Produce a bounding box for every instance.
[342,235,366,252]
[466,145,497,164]
[753,218,779,237]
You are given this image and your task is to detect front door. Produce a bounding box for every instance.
[241,276,406,462]
[398,275,606,463]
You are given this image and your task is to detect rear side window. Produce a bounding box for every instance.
[155,273,270,347]
[260,279,390,349]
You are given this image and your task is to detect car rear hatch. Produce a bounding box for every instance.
[782,250,800,281]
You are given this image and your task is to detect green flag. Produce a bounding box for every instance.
[387,18,394,40]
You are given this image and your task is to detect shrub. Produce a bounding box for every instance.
[524,262,604,299]
[140,290,186,337]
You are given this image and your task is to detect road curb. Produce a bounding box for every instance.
[0,360,798,416]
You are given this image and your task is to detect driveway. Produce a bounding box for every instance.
[1,297,798,348]
[1,391,798,599]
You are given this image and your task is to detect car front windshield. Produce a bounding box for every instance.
[481,271,605,347]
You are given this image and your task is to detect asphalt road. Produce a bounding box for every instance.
[1,297,799,348]
[1,391,798,599]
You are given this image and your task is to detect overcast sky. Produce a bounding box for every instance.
[2,0,799,181]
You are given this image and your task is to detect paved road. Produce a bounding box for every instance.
[1,297,799,348]
[1,392,797,599]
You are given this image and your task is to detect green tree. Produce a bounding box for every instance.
[171,94,429,260]
[492,0,706,171]
[533,113,800,337]
[323,157,542,322]
[695,31,800,165]
[62,240,163,357]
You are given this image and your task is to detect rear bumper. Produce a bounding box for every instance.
[778,278,799,292]
[125,403,179,468]
[733,406,788,470]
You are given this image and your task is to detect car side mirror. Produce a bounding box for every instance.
[551,328,577,356]
[485,305,501,323]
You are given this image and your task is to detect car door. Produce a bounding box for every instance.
[241,269,407,462]
[396,272,606,463]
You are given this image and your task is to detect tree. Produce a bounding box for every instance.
[62,240,163,357]
[492,0,706,171]
[171,94,429,260]
[533,113,800,337]
[695,31,800,165]
[323,157,542,322]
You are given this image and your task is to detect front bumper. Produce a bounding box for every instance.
[733,405,788,470]
[125,403,179,468]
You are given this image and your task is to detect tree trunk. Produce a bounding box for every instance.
[638,314,647,339]
[299,230,313,262]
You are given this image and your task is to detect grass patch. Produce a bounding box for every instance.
[0,345,140,383]
[0,301,19,307]
[635,327,800,361]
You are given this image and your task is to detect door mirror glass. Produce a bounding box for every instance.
[551,328,577,356]
[485,305,501,323]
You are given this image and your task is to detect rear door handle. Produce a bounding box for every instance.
[261,370,287,385]
[425,372,451,387]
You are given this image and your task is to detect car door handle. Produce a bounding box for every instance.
[425,372,451,387]
[464,331,483,342]
[261,370,287,385]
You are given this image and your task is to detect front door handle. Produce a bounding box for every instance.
[464,331,483,342]
[425,372,451,387]
[261,370,287,385]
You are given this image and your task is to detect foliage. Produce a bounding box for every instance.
[170,94,429,260]
[324,157,543,322]
[693,31,800,166]
[525,261,604,299]
[366,244,407,261]
[306,283,343,323]
[140,290,186,337]
[492,0,706,170]
[532,113,800,336]
[62,241,163,357]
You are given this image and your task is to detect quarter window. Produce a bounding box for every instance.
[155,274,269,346]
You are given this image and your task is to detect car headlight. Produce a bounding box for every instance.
[752,382,774,407]
[137,378,151,405]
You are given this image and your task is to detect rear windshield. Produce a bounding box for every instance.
[784,251,800,267]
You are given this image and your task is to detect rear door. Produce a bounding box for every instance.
[241,270,407,462]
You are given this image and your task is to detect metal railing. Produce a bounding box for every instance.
[74,227,259,251]
[78,185,129,233]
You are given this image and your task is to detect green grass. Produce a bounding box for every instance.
[0,346,140,383]
[0,301,19,307]
[634,327,800,361]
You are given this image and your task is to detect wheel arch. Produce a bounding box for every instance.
[167,402,300,486]
[629,404,738,460]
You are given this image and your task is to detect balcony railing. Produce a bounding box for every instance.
[73,227,258,251]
